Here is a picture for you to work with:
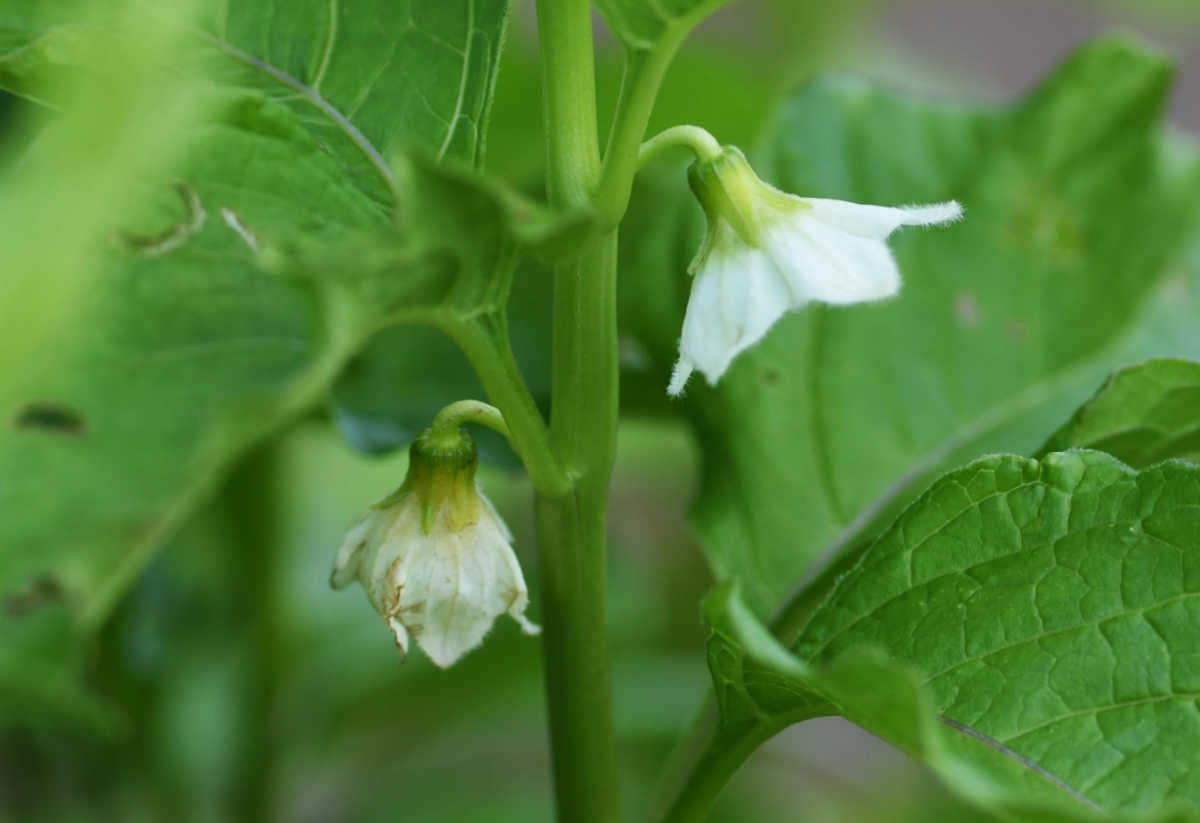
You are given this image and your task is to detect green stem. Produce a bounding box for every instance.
[656,704,830,823]
[536,0,601,208]
[592,41,682,227]
[534,2,623,819]
[638,125,722,168]
[440,315,569,497]
[591,1,724,228]
[649,546,867,820]
[429,399,511,442]
[536,233,622,823]
[658,720,778,823]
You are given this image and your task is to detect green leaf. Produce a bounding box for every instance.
[691,450,1200,820]
[213,0,508,168]
[701,585,1092,823]
[1,2,510,176]
[1,153,546,628]
[0,79,382,626]
[593,0,730,51]
[1039,359,1200,467]
[620,37,1200,618]
[0,0,515,634]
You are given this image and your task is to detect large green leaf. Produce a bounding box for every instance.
[619,38,1200,617]
[0,0,513,640]
[1,2,508,177]
[1039,358,1200,467]
[686,450,1200,820]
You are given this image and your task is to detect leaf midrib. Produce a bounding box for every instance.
[436,0,473,161]
[201,31,398,201]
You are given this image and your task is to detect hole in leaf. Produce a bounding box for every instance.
[3,576,63,616]
[13,402,86,435]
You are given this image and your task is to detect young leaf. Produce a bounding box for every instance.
[686,451,1200,820]
[1039,358,1200,466]
[620,37,1200,618]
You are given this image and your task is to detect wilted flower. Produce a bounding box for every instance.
[331,427,538,668]
[668,146,961,395]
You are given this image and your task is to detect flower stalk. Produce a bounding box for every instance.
[428,399,511,444]
[638,125,723,168]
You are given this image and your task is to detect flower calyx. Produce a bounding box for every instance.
[395,426,483,535]
[686,146,802,265]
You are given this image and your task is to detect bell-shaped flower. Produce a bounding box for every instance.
[331,427,538,668]
[668,146,961,395]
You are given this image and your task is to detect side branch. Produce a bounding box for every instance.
[438,314,570,497]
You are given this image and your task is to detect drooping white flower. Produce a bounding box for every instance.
[331,429,538,668]
[668,147,962,395]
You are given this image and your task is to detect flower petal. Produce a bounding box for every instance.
[798,198,962,239]
[398,532,478,668]
[478,489,514,543]
[496,543,540,637]
[765,217,902,305]
[676,239,791,389]
[395,509,534,668]
[330,511,374,589]
[362,511,417,616]
[667,357,695,397]
[508,602,541,636]
[387,615,410,657]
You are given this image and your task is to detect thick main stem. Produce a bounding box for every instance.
[537,233,623,822]
[537,0,601,210]
[535,1,622,820]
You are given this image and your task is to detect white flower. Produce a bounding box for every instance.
[668,147,961,395]
[331,431,538,668]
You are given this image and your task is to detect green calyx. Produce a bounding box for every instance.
[687,147,764,250]
[416,422,476,459]
[685,145,811,274]
[378,426,481,534]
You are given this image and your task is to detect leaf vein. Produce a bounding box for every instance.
[997,691,1200,746]
[203,33,397,199]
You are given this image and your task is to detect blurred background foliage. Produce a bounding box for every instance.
[3,0,1200,821]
